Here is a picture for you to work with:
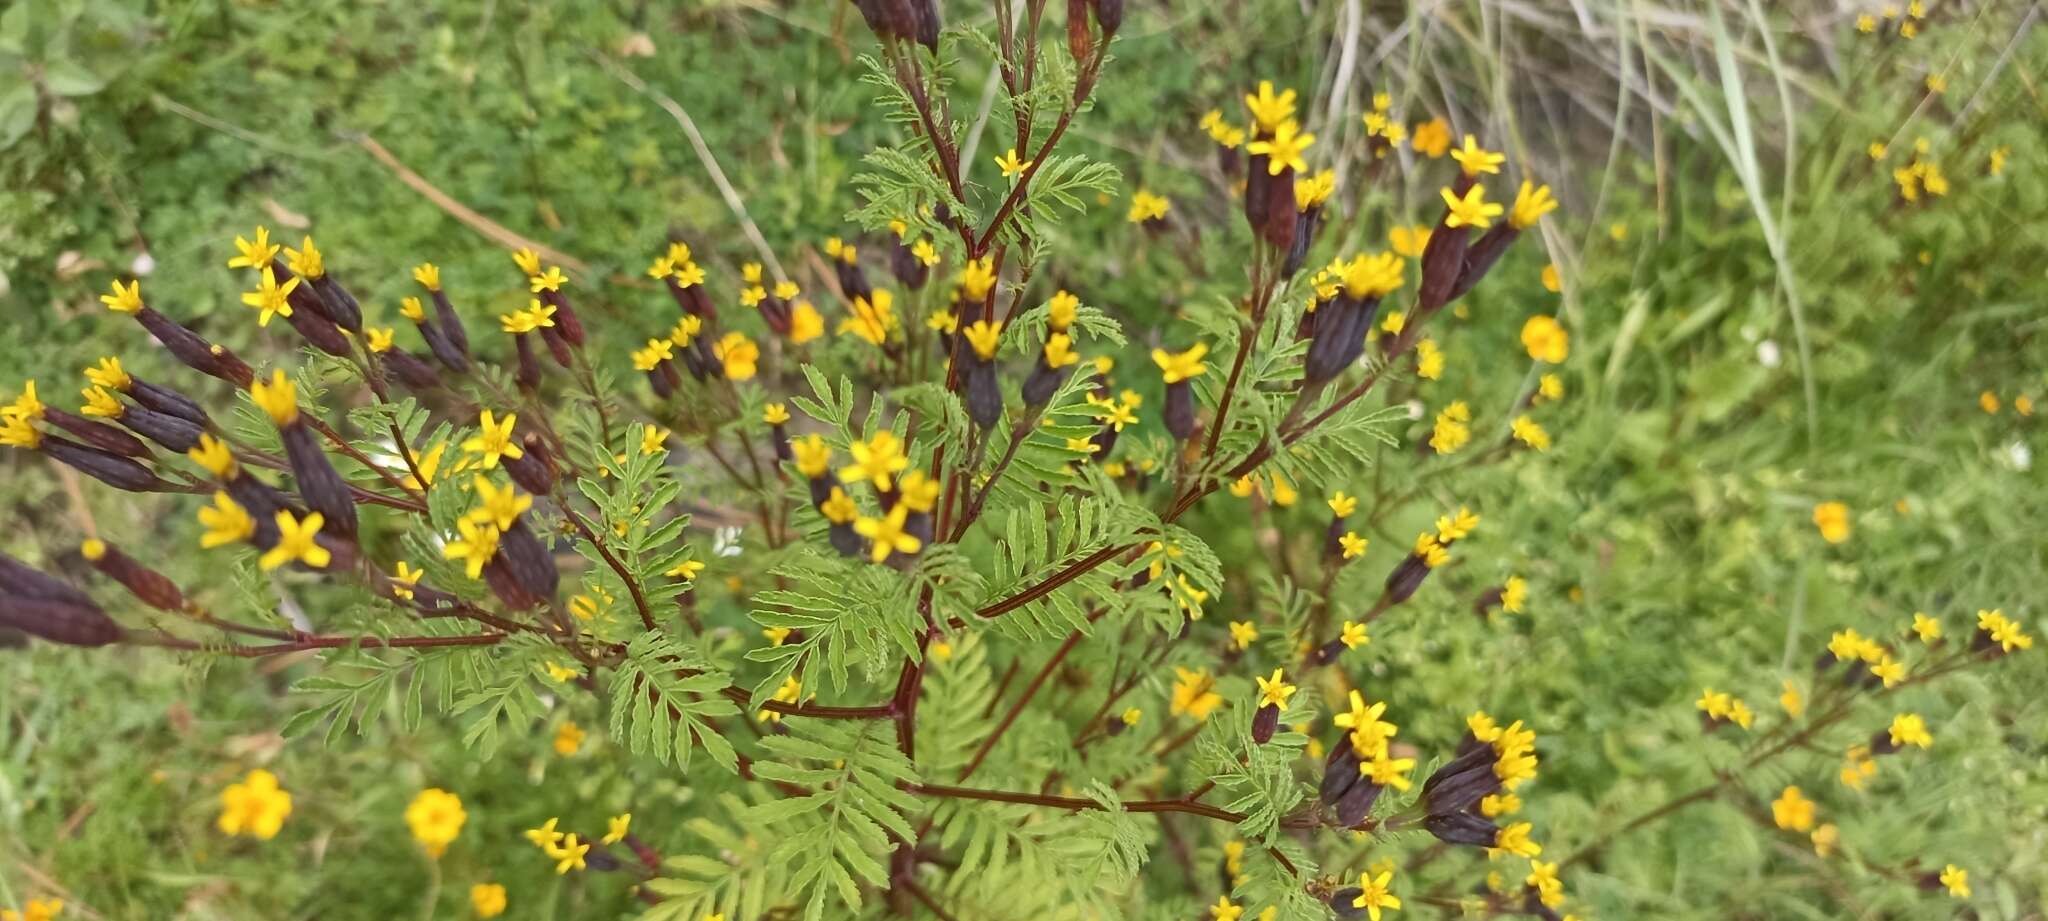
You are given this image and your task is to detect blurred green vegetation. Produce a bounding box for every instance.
[5,0,2046,918]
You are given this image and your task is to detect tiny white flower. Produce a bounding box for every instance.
[1757,340,1782,369]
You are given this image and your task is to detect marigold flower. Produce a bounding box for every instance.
[1940,864,1969,898]
[840,431,909,491]
[1351,868,1402,920]
[1772,786,1816,832]
[854,505,923,563]
[554,720,585,756]
[227,226,280,270]
[1170,667,1223,721]
[1243,81,1296,132]
[713,332,760,380]
[1246,120,1315,175]
[1411,118,1451,158]
[1415,339,1444,380]
[461,411,524,469]
[443,518,501,580]
[1389,225,1431,258]
[101,278,144,313]
[1449,135,1504,176]
[549,833,590,873]
[994,148,1032,179]
[198,492,256,549]
[405,788,467,858]
[1209,894,1243,921]
[1494,821,1540,858]
[1339,533,1368,560]
[469,883,507,918]
[1228,620,1257,650]
[1888,712,1932,749]
[1520,315,1569,363]
[1812,501,1851,544]
[217,768,293,839]
[1127,190,1171,223]
[1440,184,1502,229]
[1500,576,1527,613]
[240,267,300,328]
[1254,669,1296,709]
[1511,415,1551,451]
[1153,343,1209,383]
[603,813,632,845]
[1810,823,1838,857]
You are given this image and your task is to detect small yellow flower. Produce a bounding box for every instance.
[470,883,507,918]
[1246,120,1315,174]
[1411,117,1452,158]
[1810,822,1838,857]
[1352,868,1402,920]
[1440,184,1502,229]
[554,720,586,756]
[1127,190,1171,223]
[1340,620,1369,649]
[1243,81,1298,132]
[1780,680,1804,717]
[603,813,632,845]
[1520,315,1569,363]
[259,510,330,571]
[391,561,424,601]
[1812,501,1851,544]
[1511,415,1551,451]
[1940,864,1969,898]
[461,410,524,469]
[1170,667,1223,721]
[217,768,293,839]
[1255,668,1296,709]
[839,431,910,491]
[240,267,300,327]
[413,262,442,291]
[197,492,256,549]
[1389,225,1432,258]
[1888,713,1932,749]
[1210,894,1243,921]
[853,505,923,563]
[1339,532,1368,559]
[1500,576,1527,613]
[1228,620,1257,650]
[1449,134,1504,176]
[714,332,760,380]
[405,788,467,858]
[227,226,280,270]
[1772,786,1816,832]
[640,425,670,456]
[101,278,144,313]
[549,833,590,874]
[1153,343,1210,383]
[994,148,1032,179]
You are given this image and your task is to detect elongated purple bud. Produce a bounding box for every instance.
[1163,380,1196,441]
[283,299,354,357]
[43,437,171,492]
[498,518,559,602]
[430,289,469,357]
[0,552,96,606]
[966,361,1002,429]
[1417,224,1471,316]
[79,539,185,612]
[0,596,122,646]
[280,424,358,538]
[116,405,204,453]
[44,409,150,458]
[482,555,542,611]
[311,275,365,332]
[1423,811,1501,849]
[539,324,574,368]
[538,289,585,345]
[417,316,470,373]
[128,378,209,427]
[133,307,252,386]
[514,333,542,390]
[381,347,441,390]
[1446,224,1518,304]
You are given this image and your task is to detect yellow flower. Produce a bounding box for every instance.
[529,266,569,293]
[1869,655,1906,688]
[714,332,760,380]
[100,278,144,313]
[1520,315,1569,363]
[1351,868,1401,921]
[227,226,280,270]
[405,788,467,858]
[898,470,941,513]
[240,266,300,327]
[84,356,130,392]
[994,147,1032,179]
[554,720,586,756]
[1153,343,1210,383]
[1294,169,1337,210]
[1771,786,1815,832]
[1210,894,1243,921]
[1925,72,1947,93]
[1043,333,1080,369]
[603,813,632,845]
[1228,620,1257,650]
[763,626,792,646]
[1340,620,1369,649]
[763,403,791,426]
[461,410,524,469]
[840,291,899,346]
[245,370,300,426]
[442,518,501,579]
[259,510,330,571]
[788,300,825,343]
[640,425,670,456]
[1341,252,1404,299]
[1440,184,1502,229]
[853,505,923,563]
[840,431,910,491]
[791,435,832,479]
[1389,225,1431,258]
[1411,118,1452,158]
[1494,821,1540,858]
[80,385,124,419]
[819,487,859,525]
[1243,81,1297,132]
[1480,792,1520,817]
[1430,407,1471,455]
[1780,680,1804,717]
[1340,533,1368,560]
[468,477,532,530]
[1327,491,1358,517]
[1170,667,1223,721]
[1500,576,1527,613]
[1412,532,1450,567]
[1,899,64,921]
[1255,669,1296,709]
[1509,181,1558,229]
[1812,501,1851,544]
[198,492,256,549]
[959,258,999,301]
[1121,708,1142,726]
[1940,864,1969,898]
[413,262,442,291]
[962,320,1003,361]
[217,769,293,839]
[1888,713,1931,749]
[1537,373,1564,402]
[1810,823,1838,857]
[523,817,565,850]
[549,833,590,874]
[391,561,423,601]
[284,236,324,278]
[1449,135,1504,176]
[2,380,44,423]
[1246,120,1315,175]
[366,327,396,353]
[667,558,705,581]
[1127,191,1171,223]
[469,883,507,918]
[1415,339,1444,380]
[1335,692,1395,755]
[1511,415,1551,451]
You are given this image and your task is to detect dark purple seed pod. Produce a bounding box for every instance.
[1417,224,1472,317]
[905,511,932,549]
[539,324,574,368]
[129,378,209,427]
[0,596,123,646]
[852,0,890,37]
[1329,889,1368,920]
[417,317,470,374]
[693,337,724,379]
[1305,297,1363,384]
[116,405,204,453]
[273,259,334,325]
[1252,703,1280,744]
[1163,380,1195,441]
[311,275,364,332]
[662,277,694,315]
[1088,424,1118,459]
[889,241,930,291]
[1423,811,1501,849]
[1423,764,1502,818]
[1260,167,1299,250]
[808,477,835,506]
[838,262,873,305]
[430,289,470,357]
[829,522,864,558]
[759,297,793,335]
[683,284,713,321]
[770,423,792,463]
[0,552,96,606]
[381,347,441,390]
[286,304,354,358]
[880,0,918,40]
[1447,223,1518,304]
[279,423,358,538]
[502,450,554,497]
[44,409,150,459]
[914,0,940,49]
[43,437,170,492]
[659,359,683,395]
[80,540,185,612]
[482,555,542,611]
[965,361,1003,429]
[498,518,560,602]
[1306,637,1348,667]
[1284,207,1321,277]
[1320,740,1364,805]
[1090,0,1123,36]
[1422,742,1495,798]
[226,472,303,523]
[1384,554,1432,606]
[1332,776,1383,827]
[514,333,542,390]
[1021,353,1064,406]
[540,290,586,346]
[133,307,228,382]
[1243,153,1271,229]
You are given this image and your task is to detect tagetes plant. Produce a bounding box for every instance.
[0,4,2034,921]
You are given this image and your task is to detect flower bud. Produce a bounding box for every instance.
[1446,223,1518,304]
[1332,775,1383,827]
[1091,0,1124,37]
[79,538,186,612]
[430,288,471,357]
[1252,703,1280,744]
[0,552,96,606]
[134,307,252,386]
[1163,380,1196,441]
[1383,553,1432,606]
[539,324,574,368]
[514,333,543,391]
[282,296,355,357]
[504,435,557,496]
[0,596,123,646]
[43,409,150,459]
[381,347,442,390]
[311,275,365,333]
[115,404,204,453]
[280,424,359,539]
[537,289,586,346]
[965,362,1003,430]
[497,518,560,603]
[43,437,171,492]
[129,378,210,427]
[1416,225,1471,317]
[1422,811,1501,849]
[482,555,543,611]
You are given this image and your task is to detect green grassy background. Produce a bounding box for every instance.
[5,0,2046,918]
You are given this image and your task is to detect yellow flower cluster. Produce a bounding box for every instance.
[405,787,468,858]
[1695,687,1756,729]
[217,768,293,839]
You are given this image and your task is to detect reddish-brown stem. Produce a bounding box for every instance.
[958,624,1085,781]
[910,782,1246,824]
[562,507,658,631]
[142,631,507,656]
